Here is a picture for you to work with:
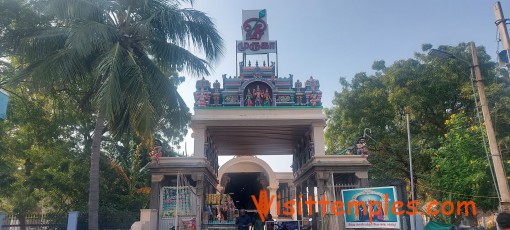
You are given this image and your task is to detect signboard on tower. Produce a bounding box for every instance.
[236,9,277,54]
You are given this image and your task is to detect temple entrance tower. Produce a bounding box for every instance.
[146,9,371,230]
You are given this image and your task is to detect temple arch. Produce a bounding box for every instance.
[218,156,278,189]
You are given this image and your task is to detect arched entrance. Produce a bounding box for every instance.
[218,156,278,213]
[223,172,264,210]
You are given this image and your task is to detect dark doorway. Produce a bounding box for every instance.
[224,172,264,210]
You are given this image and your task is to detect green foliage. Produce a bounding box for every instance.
[426,112,498,210]
[371,60,386,71]
[5,0,220,141]
[0,86,89,214]
[1,0,222,228]
[326,43,510,210]
[422,44,433,52]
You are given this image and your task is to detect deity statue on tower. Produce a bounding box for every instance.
[263,88,271,106]
[245,90,254,106]
[254,85,262,106]
[310,93,321,106]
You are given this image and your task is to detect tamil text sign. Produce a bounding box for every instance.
[237,9,276,54]
[236,40,277,54]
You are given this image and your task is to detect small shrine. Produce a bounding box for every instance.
[193,61,322,108]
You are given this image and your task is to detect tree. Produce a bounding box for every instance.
[426,112,498,211]
[6,0,223,229]
[326,43,510,207]
[0,84,90,229]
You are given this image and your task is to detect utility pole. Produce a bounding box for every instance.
[470,42,510,212]
[405,108,416,230]
[495,1,510,50]
[494,1,510,65]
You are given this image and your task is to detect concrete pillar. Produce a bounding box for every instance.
[289,183,297,220]
[192,125,206,157]
[192,173,205,228]
[269,186,278,218]
[150,175,164,210]
[316,179,326,216]
[302,182,308,218]
[140,209,158,230]
[315,173,327,230]
[355,171,369,188]
[295,184,302,221]
[312,123,326,156]
[307,179,317,230]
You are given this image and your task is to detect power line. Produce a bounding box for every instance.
[416,183,499,199]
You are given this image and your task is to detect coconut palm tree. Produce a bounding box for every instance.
[9,0,223,229]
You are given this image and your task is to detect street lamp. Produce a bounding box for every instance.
[428,42,510,212]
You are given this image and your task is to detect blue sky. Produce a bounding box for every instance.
[177,0,506,172]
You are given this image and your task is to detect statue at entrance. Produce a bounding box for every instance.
[150,139,163,164]
[356,137,369,157]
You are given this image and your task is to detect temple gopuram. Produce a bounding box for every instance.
[193,61,322,108]
[141,9,371,230]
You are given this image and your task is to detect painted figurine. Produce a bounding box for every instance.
[263,89,271,106]
[310,93,320,106]
[356,137,369,157]
[254,86,262,106]
[198,91,207,107]
[150,139,163,164]
[245,91,254,106]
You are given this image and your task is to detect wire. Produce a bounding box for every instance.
[468,68,501,201]
[416,184,499,199]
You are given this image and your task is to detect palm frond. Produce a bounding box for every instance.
[13,48,89,89]
[146,5,224,63]
[95,42,126,124]
[14,28,68,62]
[179,9,224,62]
[149,38,210,76]
[67,21,118,57]
[44,0,105,21]
[105,48,159,139]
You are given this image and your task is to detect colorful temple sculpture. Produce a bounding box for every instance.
[193,61,322,108]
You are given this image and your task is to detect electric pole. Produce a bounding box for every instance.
[470,42,510,212]
[495,1,510,50]
[495,1,510,66]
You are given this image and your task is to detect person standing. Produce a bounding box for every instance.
[235,209,251,230]
[265,213,275,230]
[252,213,263,230]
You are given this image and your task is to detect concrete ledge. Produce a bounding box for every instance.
[294,155,371,184]
[149,157,218,185]
[192,108,326,126]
